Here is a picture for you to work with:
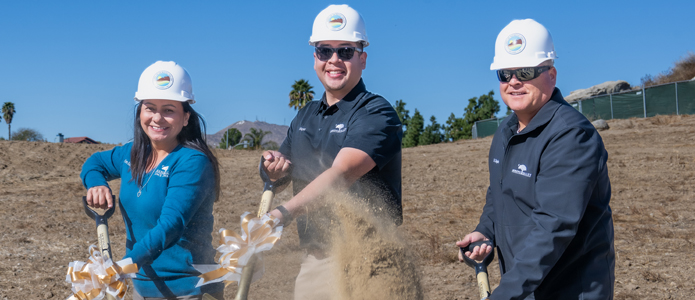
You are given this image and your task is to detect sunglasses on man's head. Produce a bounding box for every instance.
[497,66,551,82]
[315,46,362,61]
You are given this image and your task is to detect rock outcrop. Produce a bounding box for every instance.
[592,119,610,131]
[565,80,632,103]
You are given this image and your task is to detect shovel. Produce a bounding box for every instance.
[83,195,118,300]
[233,156,290,300]
[460,240,494,300]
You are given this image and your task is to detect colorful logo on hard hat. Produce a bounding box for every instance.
[327,13,346,31]
[153,71,173,90]
[505,33,526,55]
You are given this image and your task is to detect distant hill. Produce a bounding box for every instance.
[206,120,288,148]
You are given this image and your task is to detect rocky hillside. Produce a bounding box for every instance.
[564,80,633,103]
[206,120,288,148]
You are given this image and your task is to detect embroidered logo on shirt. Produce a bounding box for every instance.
[493,158,500,164]
[329,124,346,133]
[299,127,307,131]
[511,164,532,178]
[124,159,131,166]
[155,165,170,178]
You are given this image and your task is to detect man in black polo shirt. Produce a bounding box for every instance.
[261,4,402,299]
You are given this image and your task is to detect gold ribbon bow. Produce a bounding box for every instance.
[194,212,283,287]
[65,245,138,300]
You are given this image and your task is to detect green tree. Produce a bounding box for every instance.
[460,90,500,139]
[402,109,424,148]
[443,91,501,141]
[219,128,242,149]
[11,128,43,141]
[2,102,15,140]
[444,113,466,141]
[242,128,275,150]
[392,99,409,131]
[419,116,443,146]
[289,79,315,111]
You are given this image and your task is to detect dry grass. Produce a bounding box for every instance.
[641,51,695,87]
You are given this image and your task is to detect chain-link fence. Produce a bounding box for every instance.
[571,80,695,121]
[473,80,695,139]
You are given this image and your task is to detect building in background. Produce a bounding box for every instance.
[63,136,99,144]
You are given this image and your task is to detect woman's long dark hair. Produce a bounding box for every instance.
[130,101,221,201]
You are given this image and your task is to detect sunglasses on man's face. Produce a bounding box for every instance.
[315,46,362,61]
[497,66,551,82]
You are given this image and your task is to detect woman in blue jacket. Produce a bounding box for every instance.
[81,61,224,299]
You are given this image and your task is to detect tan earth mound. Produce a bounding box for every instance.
[0,114,694,299]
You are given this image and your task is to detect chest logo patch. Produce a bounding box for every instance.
[511,164,532,178]
[299,127,306,131]
[155,165,170,178]
[330,123,346,133]
[493,158,500,164]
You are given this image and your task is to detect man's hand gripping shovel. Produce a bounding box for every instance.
[460,240,494,300]
[232,156,290,300]
[82,196,118,300]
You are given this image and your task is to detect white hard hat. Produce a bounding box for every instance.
[490,19,557,70]
[309,4,369,47]
[134,61,195,104]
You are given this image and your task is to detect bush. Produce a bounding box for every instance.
[11,128,43,141]
[641,52,695,87]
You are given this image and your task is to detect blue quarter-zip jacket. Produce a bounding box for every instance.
[81,142,223,297]
[475,88,615,300]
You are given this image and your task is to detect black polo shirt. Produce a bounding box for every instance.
[279,79,403,250]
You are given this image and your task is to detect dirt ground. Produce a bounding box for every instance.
[0,114,693,300]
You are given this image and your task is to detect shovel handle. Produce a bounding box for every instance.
[82,196,116,260]
[257,190,275,217]
[460,240,494,300]
[235,157,287,300]
[82,196,118,300]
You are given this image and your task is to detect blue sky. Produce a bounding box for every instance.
[1,1,693,144]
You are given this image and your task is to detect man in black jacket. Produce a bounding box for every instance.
[457,19,615,300]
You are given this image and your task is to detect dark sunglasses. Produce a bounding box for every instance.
[497,66,551,82]
[315,46,362,61]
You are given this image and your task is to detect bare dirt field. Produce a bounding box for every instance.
[1,114,693,299]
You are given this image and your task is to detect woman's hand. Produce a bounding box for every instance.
[86,186,113,209]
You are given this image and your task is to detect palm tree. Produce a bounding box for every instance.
[2,102,15,140]
[289,79,315,111]
[242,128,274,150]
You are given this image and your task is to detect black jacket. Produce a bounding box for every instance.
[475,88,615,300]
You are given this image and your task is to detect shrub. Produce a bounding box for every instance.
[11,128,43,141]
[641,52,695,87]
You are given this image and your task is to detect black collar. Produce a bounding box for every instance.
[318,79,367,114]
[505,87,566,136]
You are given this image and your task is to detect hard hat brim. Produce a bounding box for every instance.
[134,91,195,104]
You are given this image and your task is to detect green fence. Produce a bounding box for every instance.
[473,80,695,139]
[576,80,695,121]
[472,118,504,139]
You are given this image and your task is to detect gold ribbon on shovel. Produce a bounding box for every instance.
[65,245,138,300]
[194,212,283,287]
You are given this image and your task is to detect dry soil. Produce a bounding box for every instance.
[0,114,693,299]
